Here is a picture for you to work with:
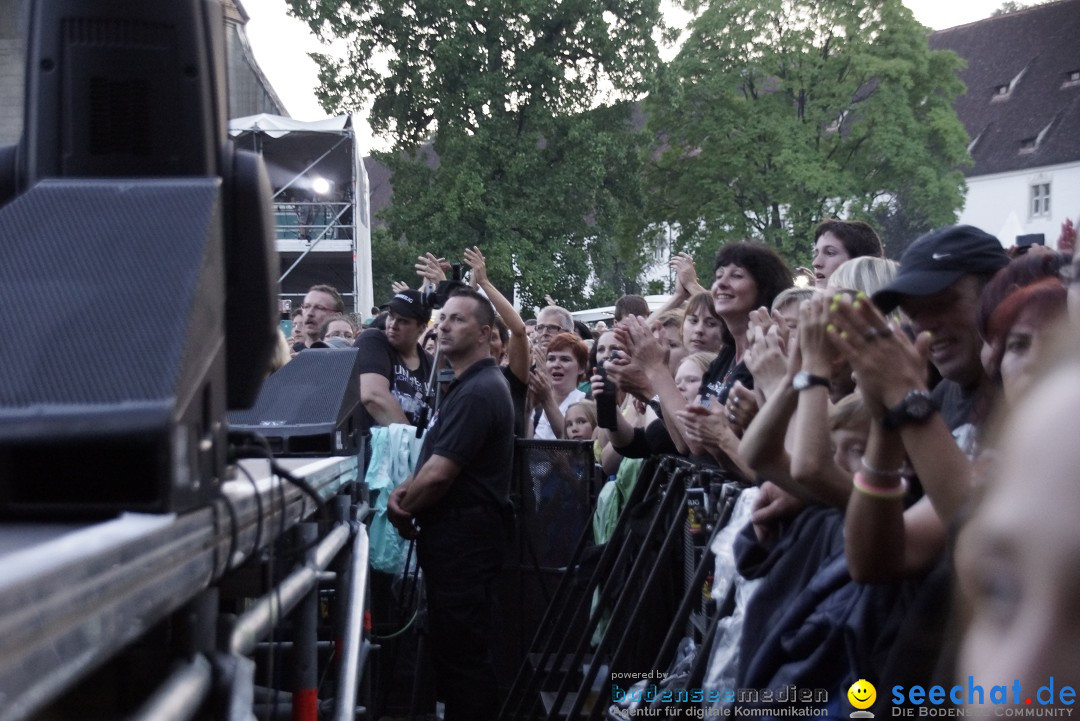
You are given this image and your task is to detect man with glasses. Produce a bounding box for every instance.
[532,305,574,353]
[296,284,346,351]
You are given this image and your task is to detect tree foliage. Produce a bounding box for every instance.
[992,2,1029,17]
[287,0,665,309]
[642,0,970,268]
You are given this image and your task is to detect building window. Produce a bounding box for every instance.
[1064,70,1080,89]
[1031,183,1051,218]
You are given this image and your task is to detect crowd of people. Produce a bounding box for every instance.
[274,215,1080,718]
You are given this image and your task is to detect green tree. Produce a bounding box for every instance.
[643,0,970,268]
[992,2,1029,16]
[369,225,423,302]
[288,0,665,309]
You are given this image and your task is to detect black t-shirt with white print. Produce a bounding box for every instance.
[353,328,433,434]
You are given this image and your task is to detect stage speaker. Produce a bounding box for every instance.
[0,0,278,517]
[228,349,363,456]
[0,179,228,516]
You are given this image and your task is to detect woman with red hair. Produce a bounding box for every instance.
[982,278,1067,406]
[530,331,589,439]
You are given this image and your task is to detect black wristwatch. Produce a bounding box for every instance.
[792,370,830,392]
[881,390,936,429]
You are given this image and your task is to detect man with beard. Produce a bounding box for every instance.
[296,284,345,351]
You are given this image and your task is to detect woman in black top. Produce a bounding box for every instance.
[611,242,791,469]
[697,243,793,407]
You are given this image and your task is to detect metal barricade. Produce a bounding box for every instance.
[500,455,752,721]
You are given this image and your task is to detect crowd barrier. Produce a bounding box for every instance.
[499,454,751,721]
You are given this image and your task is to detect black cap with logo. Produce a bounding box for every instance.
[872,225,1010,313]
[383,289,431,323]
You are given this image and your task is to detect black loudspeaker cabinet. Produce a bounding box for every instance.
[0,180,228,517]
[228,348,362,456]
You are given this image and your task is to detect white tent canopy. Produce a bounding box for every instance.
[569,295,671,323]
[229,113,353,138]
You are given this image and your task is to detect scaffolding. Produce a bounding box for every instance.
[228,113,373,315]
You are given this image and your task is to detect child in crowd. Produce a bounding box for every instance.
[565,399,598,442]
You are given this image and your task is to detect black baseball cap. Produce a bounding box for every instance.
[872,225,1009,313]
[384,289,430,323]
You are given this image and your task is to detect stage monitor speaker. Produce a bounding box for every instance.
[228,349,362,457]
[0,179,228,517]
[0,0,279,517]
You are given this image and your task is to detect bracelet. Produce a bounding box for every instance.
[852,472,908,500]
[860,458,906,479]
[853,469,904,492]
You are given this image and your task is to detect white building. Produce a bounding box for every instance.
[932,0,1080,249]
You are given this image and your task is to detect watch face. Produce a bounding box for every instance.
[906,392,934,419]
[793,371,827,391]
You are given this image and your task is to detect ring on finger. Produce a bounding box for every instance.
[728,413,737,423]
[862,328,879,341]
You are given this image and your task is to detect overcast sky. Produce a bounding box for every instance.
[242,0,1013,144]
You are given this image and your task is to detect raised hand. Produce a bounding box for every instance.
[745,319,788,399]
[415,252,448,288]
[724,380,759,433]
[827,292,930,418]
[463,246,488,287]
[614,314,666,372]
[669,252,700,296]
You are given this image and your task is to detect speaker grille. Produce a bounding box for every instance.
[228,349,362,456]
[63,18,173,49]
[0,180,221,408]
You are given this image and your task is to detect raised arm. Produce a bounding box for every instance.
[647,252,705,322]
[464,246,529,383]
[829,294,957,580]
[787,295,851,509]
[829,293,973,526]
[616,315,691,454]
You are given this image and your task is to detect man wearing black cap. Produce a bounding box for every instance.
[846,226,1009,716]
[353,289,433,433]
[872,225,1010,445]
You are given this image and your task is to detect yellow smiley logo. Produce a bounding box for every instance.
[847,679,876,710]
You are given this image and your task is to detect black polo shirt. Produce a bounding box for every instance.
[415,357,515,518]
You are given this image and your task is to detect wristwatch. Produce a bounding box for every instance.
[881,390,936,429]
[792,370,830,392]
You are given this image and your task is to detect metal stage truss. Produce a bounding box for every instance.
[0,455,370,721]
[229,114,374,316]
